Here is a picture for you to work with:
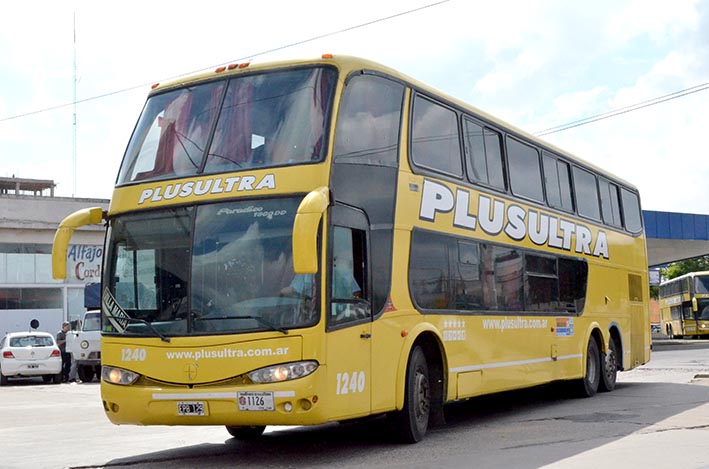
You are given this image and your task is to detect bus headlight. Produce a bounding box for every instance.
[80,340,90,349]
[247,361,318,383]
[102,366,140,385]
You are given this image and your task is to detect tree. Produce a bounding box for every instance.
[661,256,709,281]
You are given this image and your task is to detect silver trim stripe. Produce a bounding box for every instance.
[152,391,296,400]
[450,354,582,373]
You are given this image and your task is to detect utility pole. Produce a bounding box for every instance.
[72,11,78,197]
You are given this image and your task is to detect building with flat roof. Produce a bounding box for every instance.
[0,177,108,335]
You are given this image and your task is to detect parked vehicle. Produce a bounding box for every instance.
[0,331,62,385]
[68,283,101,382]
[68,311,101,382]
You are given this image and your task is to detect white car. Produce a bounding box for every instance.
[0,331,63,385]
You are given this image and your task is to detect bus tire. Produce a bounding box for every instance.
[576,338,600,398]
[599,338,618,392]
[392,345,430,443]
[225,425,266,440]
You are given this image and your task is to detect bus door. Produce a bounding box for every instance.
[683,303,697,336]
[325,205,372,420]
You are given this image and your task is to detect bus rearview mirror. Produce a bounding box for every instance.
[293,187,329,274]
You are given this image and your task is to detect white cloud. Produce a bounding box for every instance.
[606,0,700,44]
[0,0,708,215]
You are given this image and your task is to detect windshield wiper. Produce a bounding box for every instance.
[105,312,171,343]
[199,314,289,335]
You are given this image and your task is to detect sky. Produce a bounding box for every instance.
[0,0,707,214]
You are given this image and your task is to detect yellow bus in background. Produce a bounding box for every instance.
[659,271,709,338]
[52,55,650,443]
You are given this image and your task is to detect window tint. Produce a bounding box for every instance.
[411,96,462,176]
[525,254,559,312]
[490,246,524,311]
[599,179,622,227]
[410,230,587,314]
[507,137,544,202]
[559,257,588,312]
[333,74,404,167]
[0,288,63,309]
[573,167,601,220]
[463,119,505,190]
[621,188,643,233]
[205,68,335,173]
[409,231,451,309]
[119,67,336,184]
[329,226,368,326]
[9,335,54,347]
[542,152,573,211]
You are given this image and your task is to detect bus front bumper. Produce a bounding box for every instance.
[100,368,329,427]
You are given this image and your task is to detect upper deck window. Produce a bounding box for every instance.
[463,119,505,191]
[573,166,601,220]
[599,178,623,227]
[507,137,544,203]
[542,152,573,212]
[411,96,463,177]
[620,188,643,233]
[333,74,404,167]
[117,67,336,184]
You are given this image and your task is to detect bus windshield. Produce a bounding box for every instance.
[102,197,318,337]
[695,276,709,295]
[697,299,709,320]
[117,66,336,184]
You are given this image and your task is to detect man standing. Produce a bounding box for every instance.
[56,322,71,383]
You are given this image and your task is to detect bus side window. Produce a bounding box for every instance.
[542,152,574,212]
[411,95,463,177]
[573,166,601,220]
[463,119,505,191]
[333,74,404,167]
[507,136,544,203]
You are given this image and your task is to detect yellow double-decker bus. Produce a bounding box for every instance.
[52,55,650,442]
[659,271,709,338]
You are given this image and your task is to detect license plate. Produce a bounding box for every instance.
[27,364,39,369]
[237,391,274,411]
[177,401,205,416]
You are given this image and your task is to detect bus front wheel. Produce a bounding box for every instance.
[225,425,266,440]
[391,345,430,443]
[577,338,600,398]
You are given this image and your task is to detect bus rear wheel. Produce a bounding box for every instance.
[577,338,601,397]
[391,345,430,443]
[599,338,618,392]
[225,425,266,440]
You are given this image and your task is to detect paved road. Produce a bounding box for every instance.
[2,339,709,468]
